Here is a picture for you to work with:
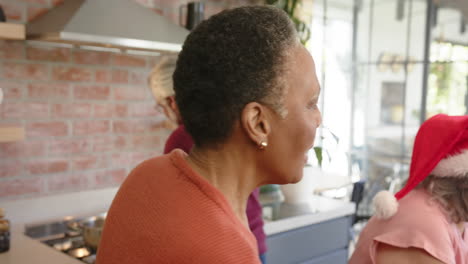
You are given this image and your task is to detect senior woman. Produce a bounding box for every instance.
[349,114,468,264]
[97,5,322,264]
[148,56,268,262]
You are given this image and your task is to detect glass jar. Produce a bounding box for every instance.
[0,208,10,253]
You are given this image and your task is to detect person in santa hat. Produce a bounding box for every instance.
[349,114,468,264]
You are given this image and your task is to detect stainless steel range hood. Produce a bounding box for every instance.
[26,0,189,53]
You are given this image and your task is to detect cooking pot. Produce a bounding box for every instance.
[67,213,106,251]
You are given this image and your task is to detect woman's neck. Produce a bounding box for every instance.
[186,144,261,227]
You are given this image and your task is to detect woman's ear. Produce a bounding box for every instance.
[166,96,177,113]
[166,96,182,124]
[241,102,272,147]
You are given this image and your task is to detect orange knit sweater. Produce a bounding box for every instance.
[96,149,260,264]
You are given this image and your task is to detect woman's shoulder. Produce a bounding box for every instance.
[124,150,187,187]
[132,151,174,172]
[398,189,449,225]
[373,189,452,238]
[367,189,456,263]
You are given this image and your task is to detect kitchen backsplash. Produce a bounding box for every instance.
[0,0,259,201]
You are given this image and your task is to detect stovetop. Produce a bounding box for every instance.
[24,217,99,264]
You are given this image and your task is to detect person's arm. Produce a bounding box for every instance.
[376,243,446,264]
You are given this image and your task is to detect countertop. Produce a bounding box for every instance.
[0,187,355,264]
[262,195,355,235]
[1,188,117,264]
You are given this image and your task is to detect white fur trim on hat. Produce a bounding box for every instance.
[372,190,398,220]
[431,149,468,177]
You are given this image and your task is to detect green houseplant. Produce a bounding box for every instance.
[265,0,311,45]
[310,127,340,168]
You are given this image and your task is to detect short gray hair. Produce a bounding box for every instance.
[173,6,299,147]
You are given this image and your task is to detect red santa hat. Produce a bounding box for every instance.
[373,114,468,220]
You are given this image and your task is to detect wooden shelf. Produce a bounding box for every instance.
[0,127,25,143]
[0,22,25,40]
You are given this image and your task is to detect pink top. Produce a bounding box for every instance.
[349,189,468,264]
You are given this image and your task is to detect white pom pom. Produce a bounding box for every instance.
[372,190,398,220]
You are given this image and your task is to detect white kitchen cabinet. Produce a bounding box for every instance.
[266,216,351,264]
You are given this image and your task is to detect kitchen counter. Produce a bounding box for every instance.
[1,188,117,264]
[262,195,355,235]
[0,232,83,264]
[0,187,355,264]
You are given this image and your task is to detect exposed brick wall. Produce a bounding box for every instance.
[0,0,260,200]
[0,41,170,200]
[0,0,261,24]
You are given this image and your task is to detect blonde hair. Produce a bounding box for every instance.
[148,56,178,104]
[419,175,468,223]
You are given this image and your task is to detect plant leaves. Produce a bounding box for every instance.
[266,0,311,45]
[313,146,323,168]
